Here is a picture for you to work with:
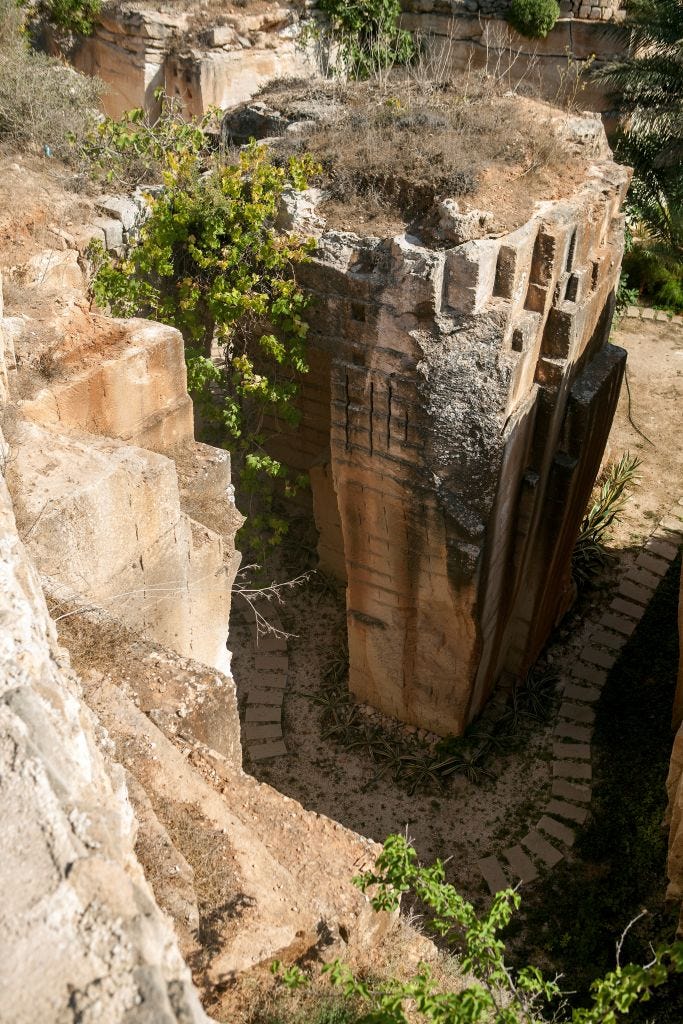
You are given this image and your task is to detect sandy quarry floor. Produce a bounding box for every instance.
[229,313,683,903]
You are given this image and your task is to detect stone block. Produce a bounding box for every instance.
[247,688,284,706]
[244,723,282,741]
[538,815,576,847]
[625,566,661,590]
[445,239,498,314]
[546,799,589,824]
[521,830,563,867]
[617,579,653,606]
[96,194,140,233]
[610,597,645,620]
[558,701,595,724]
[552,742,591,760]
[249,740,288,760]
[581,646,615,669]
[635,552,670,577]
[644,537,678,562]
[91,216,124,253]
[553,759,592,780]
[552,779,591,803]
[571,663,606,686]
[589,629,623,650]
[600,612,636,636]
[555,721,592,742]
[503,844,538,883]
[245,705,281,722]
[564,682,601,703]
[477,855,509,894]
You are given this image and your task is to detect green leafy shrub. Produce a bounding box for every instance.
[508,0,560,39]
[89,114,319,556]
[317,0,416,78]
[0,0,100,158]
[275,834,683,1023]
[23,0,102,36]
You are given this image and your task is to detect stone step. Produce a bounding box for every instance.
[538,815,575,847]
[563,682,601,703]
[253,670,287,689]
[552,742,591,761]
[553,760,592,781]
[635,552,669,577]
[244,723,282,741]
[254,653,288,672]
[521,829,563,868]
[571,663,606,687]
[617,580,652,607]
[558,702,595,724]
[245,705,281,723]
[552,778,591,803]
[249,740,288,760]
[599,612,636,637]
[610,597,645,620]
[546,799,588,824]
[477,855,510,894]
[503,844,538,884]
[645,537,678,562]
[581,647,615,670]
[589,629,623,651]
[253,636,288,652]
[625,566,660,591]
[247,688,284,706]
[554,721,591,743]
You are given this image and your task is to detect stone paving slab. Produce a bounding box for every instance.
[589,629,622,651]
[546,799,589,824]
[625,566,661,590]
[552,779,591,803]
[538,815,575,847]
[617,580,653,606]
[244,723,283,741]
[563,681,601,703]
[610,596,646,620]
[645,537,679,561]
[558,701,595,724]
[247,688,285,706]
[254,653,288,671]
[503,844,538,883]
[522,830,563,868]
[581,647,616,669]
[599,612,636,636]
[553,760,592,781]
[554,721,592,742]
[571,663,607,686]
[245,705,281,722]
[552,741,591,761]
[635,552,669,577]
[249,740,288,761]
[477,856,510,894]
[252,670,287,688]
[252,636,288,652]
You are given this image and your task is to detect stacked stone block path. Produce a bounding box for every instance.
[237,603,290,762]
[477,497,683,894]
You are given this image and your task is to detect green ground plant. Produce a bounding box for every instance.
[315,0,416,78]
[88,106,319,557]
[274,834,683,1023]
[572,453,641,589]
[22,0,101,36]
[594,0,683,312]
[0,0,100,159]
[507,0,560,39]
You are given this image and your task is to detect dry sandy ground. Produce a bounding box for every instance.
[229,314,683,903]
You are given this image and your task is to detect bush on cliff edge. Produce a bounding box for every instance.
[508,0,560,39]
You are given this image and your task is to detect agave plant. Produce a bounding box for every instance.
[572,453,641,589]
[519,667,559,720]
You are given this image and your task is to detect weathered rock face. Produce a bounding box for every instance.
[64,1,313,118]
[0,339,209,1022]
[267,116,629,736]
[666,563,683,931]
[0,186,399,1018]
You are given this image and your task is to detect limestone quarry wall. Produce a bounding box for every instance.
[398,6,627,112]
[0,181,399,1018]
[265,117,629,737]
[60,0,625,120]
[61,2,314,118]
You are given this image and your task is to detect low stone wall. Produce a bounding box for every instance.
[403,0,623,24]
